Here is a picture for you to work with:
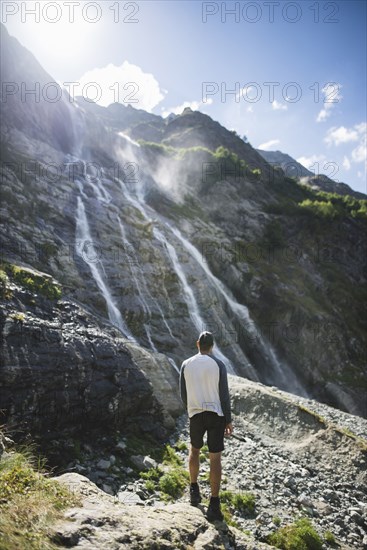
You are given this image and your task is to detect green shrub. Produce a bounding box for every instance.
[175,440,187,452]
[162,444,183,466]
[141,468,161,482]
[324,530,335,544]
[298,199,342,219]
[145,479,156,493]
[158,469,188,498]
[220,490,256,515]
[273,516,281,526]
[267,517,323,550]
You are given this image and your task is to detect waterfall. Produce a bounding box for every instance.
[75,196,134,341]
[167,223,305,395]
[168,357,180,374]
[153,226,236,374]
[65,105,306,394]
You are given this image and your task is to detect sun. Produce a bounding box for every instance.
[6,1,97,64]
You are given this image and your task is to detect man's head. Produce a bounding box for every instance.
[197,331,214,354]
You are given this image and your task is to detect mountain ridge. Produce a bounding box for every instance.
[256,148,365,199]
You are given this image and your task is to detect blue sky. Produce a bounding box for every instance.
[2,0,366,193]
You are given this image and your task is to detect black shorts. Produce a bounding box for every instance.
[189,411,227,453]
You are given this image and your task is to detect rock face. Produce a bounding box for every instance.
[0,273,183,464]
[52,473,274,549]
[0,23,366,418]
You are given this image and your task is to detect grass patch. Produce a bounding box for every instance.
[140,444,189,500]
[162,445,183,467]
[324,530,336,545]
[158,469,189,499]
[174,440,187,452]
[144,479,156,493]
[220,490,256,516]
[267,517,323,550]
[0,446,80,550]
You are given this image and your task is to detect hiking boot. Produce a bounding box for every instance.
[206,497,224,522]
[189,483,201,506]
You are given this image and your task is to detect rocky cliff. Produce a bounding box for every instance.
[1,21,366,428]
[0,267,181,466]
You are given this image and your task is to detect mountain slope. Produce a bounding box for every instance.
[257,148,366,199]
[1,24,366,419]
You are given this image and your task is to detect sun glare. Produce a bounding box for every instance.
[8,1,97,62]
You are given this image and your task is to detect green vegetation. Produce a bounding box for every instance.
[267,517,323,550]
[0,269,12,299]
[140,443,189,501]
[158,469,189,498]
[1,262,61,301]
[174,440,187,452]
[0,444,80,550]
[137,140,178,157]
[219,490,256,516]
[273,516,282,526]
[144,479,156,493]
[162,444,183,467]
[9,312,25,322]
[138,140,213,161]
[266,184,367,221]
[324,531,336,545]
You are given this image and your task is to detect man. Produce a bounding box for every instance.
[179,331,233,521]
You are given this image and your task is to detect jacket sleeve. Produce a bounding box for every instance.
[179,362,187,409]
[218,361,232,424]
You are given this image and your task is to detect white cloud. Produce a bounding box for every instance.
[351,134,367,164]
[296,154,326,172]
[342,156,351,170]
[272,100,288,111]
[324,125,359,146]
[161,98,212,118]
[316,83,342,122]
[75,61,166,111]
[257,139,280,150]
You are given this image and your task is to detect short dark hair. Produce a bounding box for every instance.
[198,331,214,351]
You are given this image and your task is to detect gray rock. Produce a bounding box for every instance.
[97,459,111,470]
[116,441,127,451]
[130,454,157,471]
[117,490,144,505]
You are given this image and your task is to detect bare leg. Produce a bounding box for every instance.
[209,452,222,497]
[189,445,200,483]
